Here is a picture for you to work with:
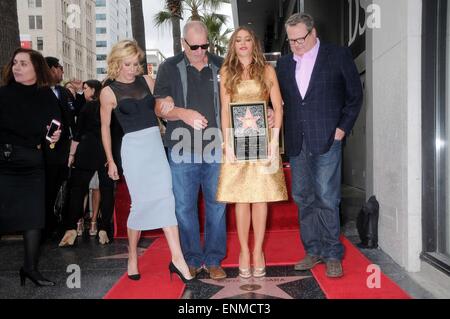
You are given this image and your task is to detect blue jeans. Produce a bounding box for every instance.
[168,148,227,268]
[289,139,344,261]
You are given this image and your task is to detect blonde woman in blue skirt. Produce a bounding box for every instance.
[100,40,193,282]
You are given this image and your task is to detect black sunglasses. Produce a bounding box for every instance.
[184,39,209,51]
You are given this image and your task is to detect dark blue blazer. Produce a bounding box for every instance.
[276,43,363,157]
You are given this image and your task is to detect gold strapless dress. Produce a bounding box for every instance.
[216,80,288,203]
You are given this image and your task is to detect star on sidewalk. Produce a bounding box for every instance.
[238,108,260,130]
[199,275,311,299]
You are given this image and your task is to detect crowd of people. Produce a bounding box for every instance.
[0,13,362,288]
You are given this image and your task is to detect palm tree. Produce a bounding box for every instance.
[213,27,233,56]
[154,0,230,55]
[154,0,183,55]
[130,0,148,74]
[202,13,232,56]
[0,0,20,74]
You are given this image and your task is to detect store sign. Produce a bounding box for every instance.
[348,0,381,48]
[20,35,32,49]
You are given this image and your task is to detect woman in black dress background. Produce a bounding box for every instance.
[58,80,115,247]
[0,48,61,286]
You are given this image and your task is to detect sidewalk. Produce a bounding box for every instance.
[341,185,436,299]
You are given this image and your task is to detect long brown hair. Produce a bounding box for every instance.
[222,26,269,98]
[1,48,52,87]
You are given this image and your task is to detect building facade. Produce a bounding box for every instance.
[231,0,450,295]
[17,0,96,81]
[95,0,132,81]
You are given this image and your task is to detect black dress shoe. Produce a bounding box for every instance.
[20,268,55,287]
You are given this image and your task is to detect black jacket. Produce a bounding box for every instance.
[276,43,363,156]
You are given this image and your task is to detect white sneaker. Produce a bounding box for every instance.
[98,230,110,245]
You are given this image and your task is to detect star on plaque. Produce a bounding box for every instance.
[198,275,311,299]
[238,108,260,130]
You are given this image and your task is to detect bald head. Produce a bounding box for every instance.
[183,21,208,38]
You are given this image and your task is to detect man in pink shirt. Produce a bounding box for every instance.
[276,13,363,278]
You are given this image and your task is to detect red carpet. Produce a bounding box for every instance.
[108,165,410,299]
[104,230,411,299]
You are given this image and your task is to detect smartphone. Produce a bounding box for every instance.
[46,119,61,142]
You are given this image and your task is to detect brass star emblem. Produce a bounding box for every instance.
[198,276,311,299]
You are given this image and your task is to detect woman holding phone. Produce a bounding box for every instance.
[0,48,61,287]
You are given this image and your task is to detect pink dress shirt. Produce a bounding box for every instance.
[293,39,321,99]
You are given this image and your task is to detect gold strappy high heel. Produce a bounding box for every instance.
[238,253,252,279]
[252,253,266,278]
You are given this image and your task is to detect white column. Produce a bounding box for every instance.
[367,0,422,272]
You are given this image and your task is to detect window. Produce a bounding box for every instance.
[96,0,106,7]
[29,16,35,29]
[96,14,106,20]
[36,16,42,29]
[97,68,107,74]
[28,0,42,8]
[96,27,107,34]
[37,37,43,51]
[96,41,107,48]
[28,16,43,30]
[96,54,107,61]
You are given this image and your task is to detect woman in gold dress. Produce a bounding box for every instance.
[216,27,288,278]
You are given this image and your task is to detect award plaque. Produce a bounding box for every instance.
[229,101,269,161]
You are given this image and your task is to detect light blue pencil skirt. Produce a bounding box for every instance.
[121,126,177,231]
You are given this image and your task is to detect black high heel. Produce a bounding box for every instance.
[169,262,193,283]
[127,273,141,281]
[20,268,55,287]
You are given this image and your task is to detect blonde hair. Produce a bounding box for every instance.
[222,27,270,99]
[106,40,145,80]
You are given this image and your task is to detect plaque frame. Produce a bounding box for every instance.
[229,101,269,162]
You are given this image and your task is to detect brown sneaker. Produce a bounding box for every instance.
[294,255,323,271]
[188,266,203,278]
[205,266,227,280]
[325,260,343,278]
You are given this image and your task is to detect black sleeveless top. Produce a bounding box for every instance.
[108,76,159,134]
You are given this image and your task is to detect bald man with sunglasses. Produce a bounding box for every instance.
[154,21,227,281]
